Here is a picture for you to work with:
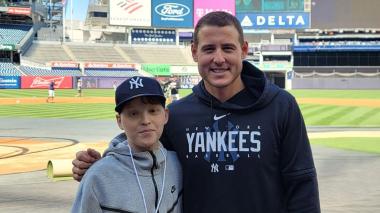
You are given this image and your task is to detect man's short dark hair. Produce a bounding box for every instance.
[193,11,244,46]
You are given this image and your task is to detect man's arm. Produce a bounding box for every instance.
[72,148,101,181]
[280,96,320,212]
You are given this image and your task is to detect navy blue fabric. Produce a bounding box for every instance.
[115,76,166,113]
[161,61,320,213]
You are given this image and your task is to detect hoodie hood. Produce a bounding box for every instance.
[103,133,166,176]
[192,60,280,111]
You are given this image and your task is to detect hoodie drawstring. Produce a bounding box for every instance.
[128,144,167,213]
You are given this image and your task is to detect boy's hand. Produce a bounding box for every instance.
[72,148,101,181]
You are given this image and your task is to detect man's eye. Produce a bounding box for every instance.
[203,48,214,53]
[223,47,235,52]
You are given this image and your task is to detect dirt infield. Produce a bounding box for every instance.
[0,137,108,175]
[1,97,380,107]
[1,130,379,175]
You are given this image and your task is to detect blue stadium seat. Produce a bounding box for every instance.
[0,63,22,76]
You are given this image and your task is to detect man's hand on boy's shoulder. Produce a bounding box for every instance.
[72,148,101,181]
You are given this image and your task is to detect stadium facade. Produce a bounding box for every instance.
[0,0,379,90]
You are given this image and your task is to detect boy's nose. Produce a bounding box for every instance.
[141,113,151,125]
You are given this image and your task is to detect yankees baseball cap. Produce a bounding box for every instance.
[115,76,166,113]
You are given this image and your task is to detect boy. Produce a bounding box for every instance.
[72,76,182,213]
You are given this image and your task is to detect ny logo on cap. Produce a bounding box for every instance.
[129,77,144,89]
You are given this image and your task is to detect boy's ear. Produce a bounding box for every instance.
[164,109,169,124]
[116,113,123,130]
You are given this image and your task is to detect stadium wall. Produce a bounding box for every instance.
[75,76,129,89]
[292,78,380,89]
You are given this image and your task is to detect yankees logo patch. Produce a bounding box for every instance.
[129,77,143,89]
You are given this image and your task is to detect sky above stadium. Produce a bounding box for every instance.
[65,0,89,21]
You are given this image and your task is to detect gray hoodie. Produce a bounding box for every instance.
[72,133,182,213]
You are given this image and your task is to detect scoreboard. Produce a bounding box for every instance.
[236,0,311,30]
[236,0,307,12]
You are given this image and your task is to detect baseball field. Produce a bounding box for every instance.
[1,88,380,213]
[0,88,380,154]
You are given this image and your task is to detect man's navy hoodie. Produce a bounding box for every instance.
[161,61,320,213]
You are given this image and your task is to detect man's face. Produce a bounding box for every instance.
[192,25,248,93]
[116,98,168,152]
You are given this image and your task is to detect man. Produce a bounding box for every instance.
[73,11,320,212]
[46,80,55,103]
[76,78,82,97]
[170,82,180,102]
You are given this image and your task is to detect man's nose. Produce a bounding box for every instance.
[213,49,225,64]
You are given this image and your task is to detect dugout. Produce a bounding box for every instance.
[265,71,286,89]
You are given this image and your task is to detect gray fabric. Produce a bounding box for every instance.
[72,133,182,213]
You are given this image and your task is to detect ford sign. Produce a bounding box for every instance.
[155,3,190,18]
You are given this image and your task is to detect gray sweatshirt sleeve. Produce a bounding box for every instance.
[71,177,103,213]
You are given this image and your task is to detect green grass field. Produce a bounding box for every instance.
[1,89,379,126]
[1,88,379,99]
[289,90,380,127]
[0,89,114,98]
[0,89,379,154]
[311,137,380,155]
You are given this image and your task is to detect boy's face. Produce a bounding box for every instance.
[116,97,168,152]
[191,25,248,92]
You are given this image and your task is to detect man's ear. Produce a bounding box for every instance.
[241,41,249,59]
[191,42,198,62]
[116,113,123,130]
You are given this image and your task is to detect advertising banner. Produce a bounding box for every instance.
[0,76,20,89]
[193,0,235,27]
[50,61,79,68]
[131,28,176,44]
[7,7,31,16]
[142,64,171,76]
[110,0,151,26]
[83,62,136,69]
[152,0,193,28]
[21,76,73,89]
[170,65,198,75]
[237,12,310,29]
[0,44,15,51]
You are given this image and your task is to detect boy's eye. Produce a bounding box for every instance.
[149,108,160,114]
[128,111,138,117]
